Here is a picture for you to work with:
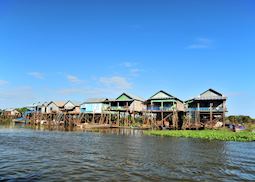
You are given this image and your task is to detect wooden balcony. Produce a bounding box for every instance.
[187,107,225,112]
[147,106,174,111]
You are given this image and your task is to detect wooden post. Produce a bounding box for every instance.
[132,112,135,126]
[117,111,120,127]
[210,103,213,129]
[123,111,126,126]
[196,102,200,130]
[188,112,191,130]
[92,112,95,124]
[161,112,164,126]
[109,112,112,125]
[223,100,226,127]
[33,113,36,126]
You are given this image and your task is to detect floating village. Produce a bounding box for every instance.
[0,88,228,130]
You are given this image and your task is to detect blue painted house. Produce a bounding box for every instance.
[80,98,112,114]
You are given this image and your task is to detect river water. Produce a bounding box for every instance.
[0,126,254,181]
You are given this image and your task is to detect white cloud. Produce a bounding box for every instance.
[99,76,132,90]
[187,38,212,49]
[57,76,133,98]
[121,62,142,76]
[56,87,123,99]
[27,72,44,79]
[0,86,36,108]
[67,75,82,84]
[123,62,133,68]
[0,80,8,85]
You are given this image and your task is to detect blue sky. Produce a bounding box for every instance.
[0,0,255,117]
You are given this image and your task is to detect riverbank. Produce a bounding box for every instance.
[144,129,255,142]
[0,118,12,125]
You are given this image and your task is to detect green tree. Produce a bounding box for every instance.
[16,107,29,114]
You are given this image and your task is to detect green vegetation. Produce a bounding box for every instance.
[0,118,12,125]
[226,115,255,132]
[226,115,255,124]
[144,129,255,142]
[16,107,29,115]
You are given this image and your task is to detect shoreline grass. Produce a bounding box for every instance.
[0,118,12,125]
[144,129,255,142]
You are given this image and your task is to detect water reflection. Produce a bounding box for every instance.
[0,124,254,181]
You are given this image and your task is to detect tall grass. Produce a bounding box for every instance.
[0,118,12,125]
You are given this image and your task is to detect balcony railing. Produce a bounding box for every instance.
[110,106,129,111]
[187,107,224,112]
[147,106,174,111]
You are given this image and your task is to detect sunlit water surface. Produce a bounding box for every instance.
[0,125,254,181]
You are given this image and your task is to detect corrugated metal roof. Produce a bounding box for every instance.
[54,101,65,107]
[185,88,227,102]
[4,108,18,112]
[147,90,183,103]
[116,93,144,102]
[200,88,223,97]
[48,101,65,107]
[64,101,81,106]
[126,93,144,101]
[82,98,109,104]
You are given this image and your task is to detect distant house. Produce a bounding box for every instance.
[3,108,20,117]
[63,101,81,114]
[46,101,65,114]
[144,90,185,127]
[145,90,184,112]
[110,93,145,112]
[80,98,111,114]
[26,103,38,112]
[186,88,227,123]
[36,102,49,114]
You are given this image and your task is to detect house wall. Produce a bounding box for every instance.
[41,106,47,113]
[74,106,80,114]
[37,105,47,113]
[46,103,60,113]
[67,106,80,114]
[176,100,185,111]
[146,100,184,111]
[80,103,109,113]
[188,100,224,108]
[64,102,75,110]
[129,100,146,112]
[4,110,20,116]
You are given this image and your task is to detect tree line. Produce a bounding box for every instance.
[226,115,255,124]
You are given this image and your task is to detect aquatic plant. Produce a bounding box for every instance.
[144,130,255,142]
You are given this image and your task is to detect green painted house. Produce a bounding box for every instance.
[110,93,145,112]
[145,90,184,112]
